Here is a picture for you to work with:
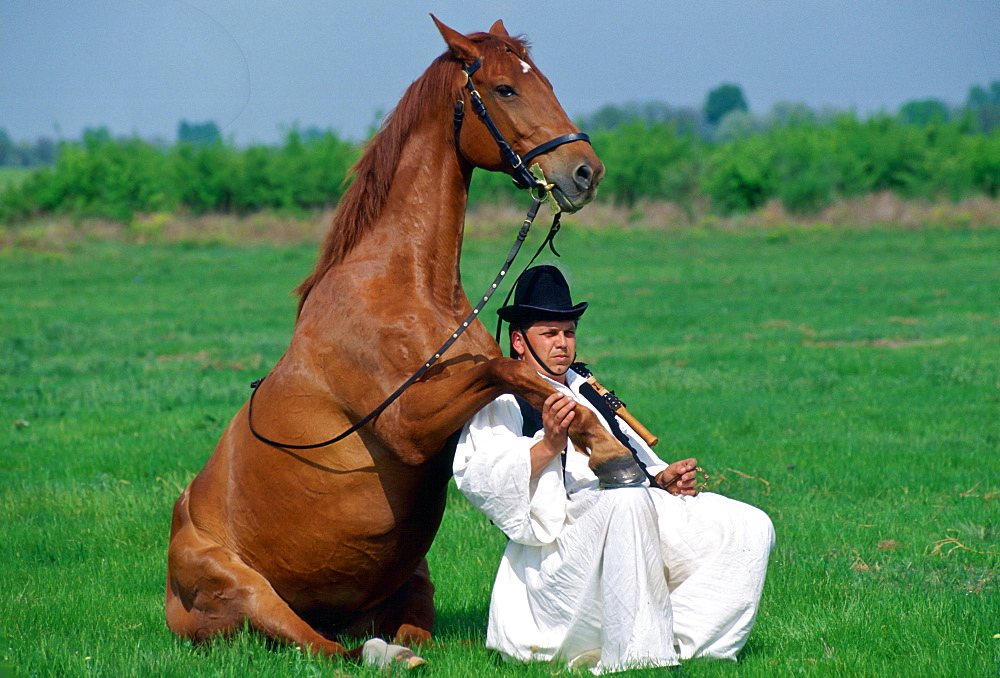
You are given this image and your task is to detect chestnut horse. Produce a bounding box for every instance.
[165,17,639,662]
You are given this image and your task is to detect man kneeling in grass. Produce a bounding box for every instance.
[454,265,775,673]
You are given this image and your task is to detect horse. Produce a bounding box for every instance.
[165,16,642,665]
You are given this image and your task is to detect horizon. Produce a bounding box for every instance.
[2,1,998,145]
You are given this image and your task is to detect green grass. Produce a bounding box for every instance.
[2,223,998,676]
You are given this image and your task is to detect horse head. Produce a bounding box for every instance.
[433,16,604,214]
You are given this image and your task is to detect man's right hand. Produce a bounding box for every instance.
[529,392,576,476]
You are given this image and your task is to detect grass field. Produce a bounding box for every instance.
[1,220,998,676]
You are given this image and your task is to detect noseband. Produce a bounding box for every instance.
[454,58,591,190]
[247,55,591,451]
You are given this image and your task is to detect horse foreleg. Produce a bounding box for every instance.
[165,489,357,659]
[394,356,645,486]
[393,356,551,461]
[343,557,435,646]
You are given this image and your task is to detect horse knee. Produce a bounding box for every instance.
[348,561,436,641]
[394,623,432,646]
[166,520,252,642]
[166,580,242,642]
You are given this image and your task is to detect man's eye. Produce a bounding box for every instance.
[495,84,516,98]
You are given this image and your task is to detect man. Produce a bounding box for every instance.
[453,265,775,673]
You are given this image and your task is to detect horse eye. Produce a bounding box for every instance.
[495,84,517,98]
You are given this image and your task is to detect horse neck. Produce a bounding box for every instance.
[368,118,472,305]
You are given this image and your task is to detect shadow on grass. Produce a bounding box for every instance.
[432,601,490,639]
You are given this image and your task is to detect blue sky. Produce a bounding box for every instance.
[2,1,997,144]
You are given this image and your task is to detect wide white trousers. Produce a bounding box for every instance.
[487,489,775,674]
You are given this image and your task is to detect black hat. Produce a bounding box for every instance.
[497,265,588,325]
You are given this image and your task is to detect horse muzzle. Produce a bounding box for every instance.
[547,158,604,214]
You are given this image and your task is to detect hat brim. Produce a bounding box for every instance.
[497,301,588,325]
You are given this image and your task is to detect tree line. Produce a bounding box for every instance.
[0,127,358,223]
[466,80,1000,215]
[1,81,998,223]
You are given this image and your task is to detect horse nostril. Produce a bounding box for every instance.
[574,164,593,191]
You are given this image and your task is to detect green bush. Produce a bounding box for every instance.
[699,115,999,214]
[170,141,238,214]
[703,134,775,214]
[1,114,997,223]
[589,122,699,206]
[964,131,1000,197]
[9,132,174,221]
[0,128,358,223]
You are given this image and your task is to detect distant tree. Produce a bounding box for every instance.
[0,129,59,167]
[576,101,702,136]
[714,110,764,141]
[82,127,113,147]
[704,83,748,126]
[301,126,330,143]
[898,99,950,125]
[580,103,640,130]
[965,81,1000,133]
[178,120,221,145]
[967,82,1000,107]
[0,129,14,166]
[766,101,818,128]
[32,137,57,165]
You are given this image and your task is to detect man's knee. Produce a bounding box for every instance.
[599,486,657,519]
[742,504,776,553]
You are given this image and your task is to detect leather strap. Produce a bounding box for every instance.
[521,132,591,167]
[577,381,657,484]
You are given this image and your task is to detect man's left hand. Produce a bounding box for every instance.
[655,458,700,496]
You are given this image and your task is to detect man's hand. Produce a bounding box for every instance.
[655,458,700,496]
[529,392,576,477]
[542,392,575,451]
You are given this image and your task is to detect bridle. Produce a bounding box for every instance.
[454,57,590,191]
[247,54,594,451]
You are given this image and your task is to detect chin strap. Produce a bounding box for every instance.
[519,330,575,379]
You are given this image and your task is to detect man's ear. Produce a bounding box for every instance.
[510,328,525,357]
[430,14,478,65]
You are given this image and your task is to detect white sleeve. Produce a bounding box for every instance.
[453,395,567,545]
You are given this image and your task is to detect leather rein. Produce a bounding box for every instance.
[247,56,592,451]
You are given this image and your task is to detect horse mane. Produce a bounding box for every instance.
[294,32,532,315]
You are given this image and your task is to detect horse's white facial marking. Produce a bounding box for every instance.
[519,59,531,74]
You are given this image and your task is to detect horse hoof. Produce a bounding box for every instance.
[592,455,647,489]
[362,637,427,670]
[403,655,428,670]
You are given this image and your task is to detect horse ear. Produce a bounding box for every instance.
[489,20,510,38]
[430,14,478,65]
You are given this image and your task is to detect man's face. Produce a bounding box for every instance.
[512,319,578,380]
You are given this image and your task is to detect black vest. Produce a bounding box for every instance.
[514,381,656,484]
